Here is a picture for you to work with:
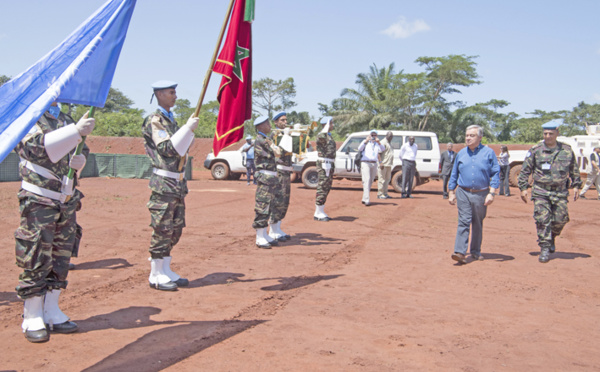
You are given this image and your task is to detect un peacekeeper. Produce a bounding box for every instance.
[253,116,282,248]
[518,120,581,263]
[14,102,95,343]
[314,116,337,221]
[269,111,293,241]
[142,80,199,290]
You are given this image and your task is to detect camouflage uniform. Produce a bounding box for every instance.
[518,141,581,251]
[14,111,89,299]
[272,133,293,222]
[315,132,337,206]
[142,110,189,259]
[253,133,281,229]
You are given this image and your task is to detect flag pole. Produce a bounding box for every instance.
[193,0,236,118]
[66,106,95,179]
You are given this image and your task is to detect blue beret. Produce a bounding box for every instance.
[273,112,286,121]
[541,119,562,130]
[253,116,269,126]
[320,116,332,125]
[151,80,178,90]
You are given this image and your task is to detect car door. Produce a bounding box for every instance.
[337,136,364,177]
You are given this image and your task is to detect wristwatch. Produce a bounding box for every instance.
[489,192,496,196]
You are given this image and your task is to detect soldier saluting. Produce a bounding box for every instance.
[518,120,581,263]
[253,116,282,248]
[142,80,199,290]
[314,116,336,221]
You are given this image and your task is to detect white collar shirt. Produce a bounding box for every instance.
[358,140,385,162]
[399,142,418,161]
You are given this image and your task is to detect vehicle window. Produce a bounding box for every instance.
[414,136,432,150]
[340,137,364,153]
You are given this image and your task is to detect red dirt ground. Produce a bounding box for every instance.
[1,165,599,371]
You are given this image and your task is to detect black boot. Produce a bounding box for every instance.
[539,247,550,263]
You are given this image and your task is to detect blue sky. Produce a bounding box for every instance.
[1,0,599,120]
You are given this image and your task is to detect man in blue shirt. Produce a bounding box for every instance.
[448,125,500,264]
[240,135,256,185]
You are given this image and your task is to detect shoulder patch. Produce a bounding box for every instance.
[525,151,531,158]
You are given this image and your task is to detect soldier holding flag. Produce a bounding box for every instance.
[143,81,199,291]
[15,103,95,343]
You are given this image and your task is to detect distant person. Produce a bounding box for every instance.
[579,147,600,200]
[448,125,500,264]
[577,148,589,173]
[518,120,581,263]
[142,80,198,291]
[377,131,394,199]
[240,135,256,185]
[497,145,511,196]
[439,142,455,199]
[314,117,336,221]
[357,130,385,205]
[399,136,418,198]
[14,101,94,342]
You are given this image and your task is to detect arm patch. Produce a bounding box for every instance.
[151,115,170,145]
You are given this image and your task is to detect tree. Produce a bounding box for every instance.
[252,77,296,118]
[563,102,600,136]
[0,75,10,87]
[414,54,481,131]
[175,99,220,138]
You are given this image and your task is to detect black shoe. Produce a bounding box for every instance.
[277,234,291,242]
[25,328,49,343]
[549,237,555,253]
[174,278,189,287]
[68,263,76,270]
[471,253,484,261]
[256,243,272,249]
[47,321,78,334]
[443,195,448,199]
[314,216,331,222]
[267,239,279,246]
[407,195,414,199]
[149,281,178,291]
[580,195,586,199]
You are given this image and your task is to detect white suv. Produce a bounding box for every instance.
[293,130,441,193]
[203,145,248,180]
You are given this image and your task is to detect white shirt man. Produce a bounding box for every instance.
[357,131,385,205]
[399,137,418,198]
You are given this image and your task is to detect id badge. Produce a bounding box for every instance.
[541,162,551,170]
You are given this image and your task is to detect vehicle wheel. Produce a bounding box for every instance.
[211,162,230,180]
[229,173,241,180]
[509,163,531,187]
[391,170,417,193]
[301,166,319,189]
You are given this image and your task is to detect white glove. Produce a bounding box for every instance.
[75,112,95,136]
[283,127,290,135]
[69,154,86,170]
[186,116,199,131]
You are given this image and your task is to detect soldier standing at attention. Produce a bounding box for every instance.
[253,116,282,248]
[142,81,199,290]
[15,102,95,342]
[314,116,337,221]
[269,111,293,241]
[518,120,581,263]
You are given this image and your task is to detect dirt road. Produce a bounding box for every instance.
[1,173,598,371]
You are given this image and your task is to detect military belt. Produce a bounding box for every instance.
[535,184,566,192]
[20,159,59,181]
[257,170,278,176]
[153,168,184,181]
[317,157,334,163]
[276,165,294,172]
[21,181,67,203]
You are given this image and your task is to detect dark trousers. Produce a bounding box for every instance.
[245,159,256,183]
[402,159,416,196]
[499,165,510,195]
[442,174,451,196]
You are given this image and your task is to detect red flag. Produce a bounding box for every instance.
[212,0,253,156]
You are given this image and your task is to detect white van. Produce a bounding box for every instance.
[294,130,441,193]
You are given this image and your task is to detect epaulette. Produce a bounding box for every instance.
[558,141,571,151]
